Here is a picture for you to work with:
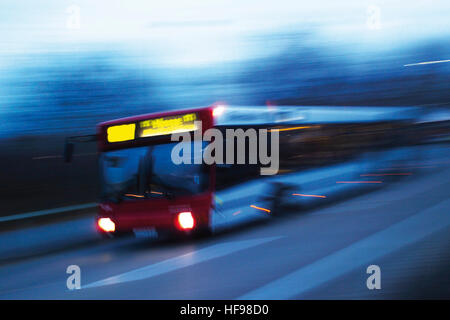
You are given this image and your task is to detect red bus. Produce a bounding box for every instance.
[65,104,422,238]
[96,106,216,237]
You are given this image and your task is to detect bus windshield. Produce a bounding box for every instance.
[99,141,209,202]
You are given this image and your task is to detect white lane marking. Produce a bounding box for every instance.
[238,198,450,299]
[83,236,282,289]
[404,59,450,67]
[0,203,97,223]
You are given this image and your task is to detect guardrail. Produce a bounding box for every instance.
[0,203,97,223]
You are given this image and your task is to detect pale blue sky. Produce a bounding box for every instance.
[0,0,448,66]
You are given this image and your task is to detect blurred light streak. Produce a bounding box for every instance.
[32,155,62,160]
[124,194,144,198]
[386,160,450,166]
[250,205,271,213]
[277,169,293,174]
[336,181,382,184]
[404,59,450,67]
[269,126,311,132]
[232,210,242,216]
[361,173,412,176]
[378,166,436,170]
[292,193,326,198]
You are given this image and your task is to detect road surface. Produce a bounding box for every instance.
[0,148,449,299]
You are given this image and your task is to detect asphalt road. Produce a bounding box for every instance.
[0,148,449,299]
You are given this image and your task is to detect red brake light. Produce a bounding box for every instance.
[177,211,195,230]
[98,217,115,232]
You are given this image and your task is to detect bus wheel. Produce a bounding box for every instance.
[193,226,213,239]
[269,182,292,216]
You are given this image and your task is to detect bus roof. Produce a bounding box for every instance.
[213,105,422,126]
[96,104,422,151]
[98,104,421,129]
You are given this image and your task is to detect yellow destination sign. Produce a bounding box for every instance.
[138,113,198,137]
[107,123,136,143]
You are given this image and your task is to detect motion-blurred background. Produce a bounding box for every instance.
[0,0,449,217]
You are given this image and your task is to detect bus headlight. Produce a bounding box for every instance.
[98,217,115,232]
[177,211,195,230]
[212,105,226,117]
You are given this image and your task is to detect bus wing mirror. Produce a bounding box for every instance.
[63,134,97,163]
[64,141,74,163]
